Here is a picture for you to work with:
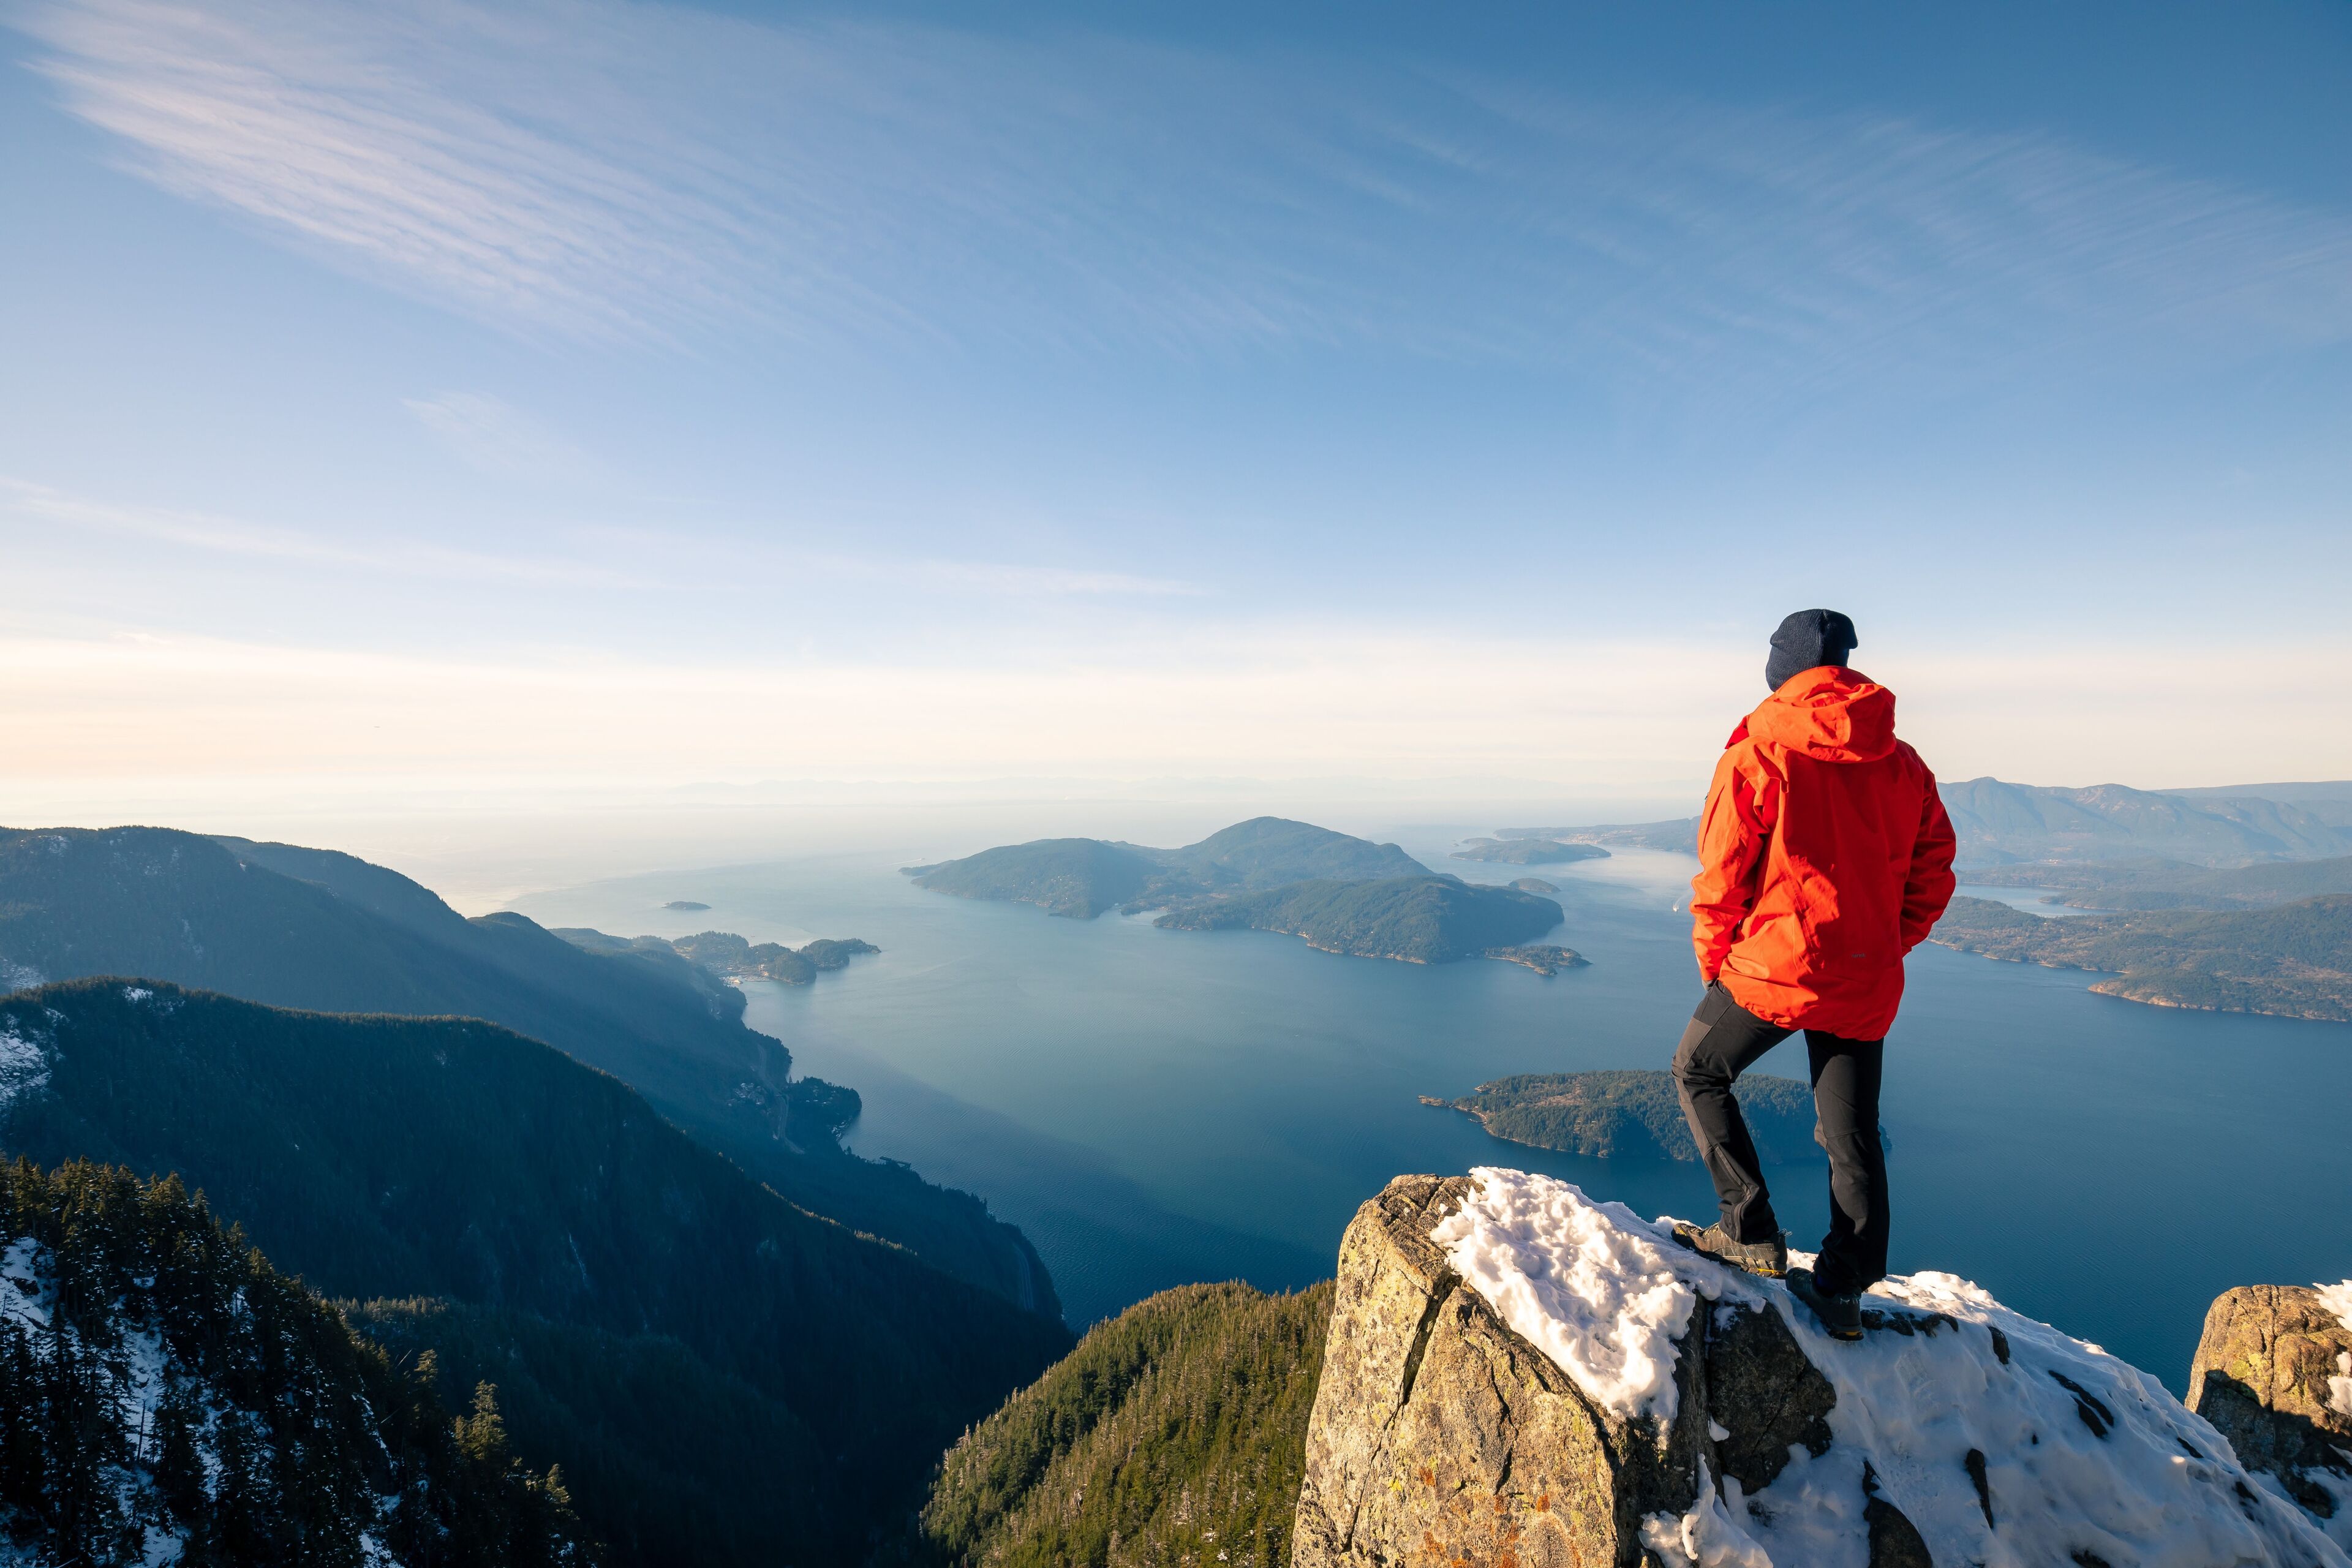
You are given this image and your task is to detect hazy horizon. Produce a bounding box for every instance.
[6,0,2350,823]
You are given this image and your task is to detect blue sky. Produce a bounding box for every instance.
[4,0,2349,821]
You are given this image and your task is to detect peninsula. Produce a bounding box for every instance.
[1427,1069,1843,1162]
[1450,837,1608,866]
[1929,893,2352,1022]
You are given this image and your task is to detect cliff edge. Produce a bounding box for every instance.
[1294,1169,2346,1567]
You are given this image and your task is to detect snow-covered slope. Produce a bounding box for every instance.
[1434,1167,2346,1568]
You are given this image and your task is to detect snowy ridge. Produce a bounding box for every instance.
[1438,1167,2348,1568]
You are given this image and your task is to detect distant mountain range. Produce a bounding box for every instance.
[0,825,1050,1316]
[1497,777,2352,870]
[907,818,1570,968]
[1958,854,2352,911]
[1,979,1072,1567]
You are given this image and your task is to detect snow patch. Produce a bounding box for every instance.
[1643,1458,1774,1566]
[1433,1167,1762,1421]
[1444,1167,2348,1568]
[122,986,151,1003]
[0,1020,52,1110]
[2316,1280,2352,1336]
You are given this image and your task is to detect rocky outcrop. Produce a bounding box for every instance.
[2190,1284,2352,1547]
[1292,1174,1843,1567]
[1295,1169,2348,1568]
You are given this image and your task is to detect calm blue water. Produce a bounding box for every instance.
[511,836,2352,1393]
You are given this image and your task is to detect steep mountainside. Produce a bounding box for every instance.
[1432,1069,1845,1162]
[1931,894,2352,1021]
[903,818,1427,919]
[914,1281,1333,1568]
[0,981,1074,1567]
[0,1156,587,1568]
[1155,876,1561,964]
[0,826,1052,1313]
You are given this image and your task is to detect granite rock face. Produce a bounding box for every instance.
[1291,1175,1855,1568]
[2189,1284,2352,1542]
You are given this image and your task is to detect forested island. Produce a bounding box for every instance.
[1510,876,1559,894]
[1155,875,1564,965]
[907,817,1578,968]
[1427,1069,1836,1161]
[1449,837,1610,865]
[1929,893,2352,1021]
[903,816,1426,918]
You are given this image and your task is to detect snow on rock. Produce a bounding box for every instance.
[1297,1169,2347,1568]
[1433,1165,1762,1421]
[2318,1281,2352,1336]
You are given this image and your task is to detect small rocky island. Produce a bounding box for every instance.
[662,899,711,911]
[1450,837,1610,865]
[1427,1068,1853,1161]
[1509,876,1558,894]
[1481,944,1585,975]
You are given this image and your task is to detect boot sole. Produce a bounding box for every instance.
[1670,1225,1788,1279]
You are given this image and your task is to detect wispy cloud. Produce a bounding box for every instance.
[16,0,2352,388]
[2,475,1197,601]
[0,475,633,585]
[404,391,602,484]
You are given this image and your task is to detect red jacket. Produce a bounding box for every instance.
[1690,667,1956,1039]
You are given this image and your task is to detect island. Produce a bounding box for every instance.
[1450,838,1610,866]
[1509,878,1559,894]
[903,816,1428,919]
[1497,818,1700,854]
[1928,893,2352,1022]
[1482,944,1586,975]
[1426,1069,1876,1162]
[562,927,880,986]
[663,899,712,911]
[1153,876,1561,965]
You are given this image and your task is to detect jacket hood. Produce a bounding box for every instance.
[1739,667,1898,763]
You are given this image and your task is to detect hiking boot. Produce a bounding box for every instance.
[1671,1221,1788,1279]
[1788,1269,1863,1341]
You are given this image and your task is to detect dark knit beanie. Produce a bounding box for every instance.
[1766,609,1859,692]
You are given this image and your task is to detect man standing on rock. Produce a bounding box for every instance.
[1670,609,1956,1341]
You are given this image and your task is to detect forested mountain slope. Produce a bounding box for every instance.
[0,980,1074,1567]
[0,825,1053,1314]
[1930,894,2352,1020]
[913,1280,1333,1568]
[0,1156,587,1568]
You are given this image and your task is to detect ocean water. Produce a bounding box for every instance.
[511,835,2352,1392]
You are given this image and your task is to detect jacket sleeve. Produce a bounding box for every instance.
[1690,747,1771,982]
[1899,766,1958,953]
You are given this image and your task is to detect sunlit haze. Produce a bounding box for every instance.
[7,0,2350,867]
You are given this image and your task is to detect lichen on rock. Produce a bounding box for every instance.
[2189,1283,2352,1548]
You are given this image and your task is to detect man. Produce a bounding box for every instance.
[1670,609,1956,1341]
